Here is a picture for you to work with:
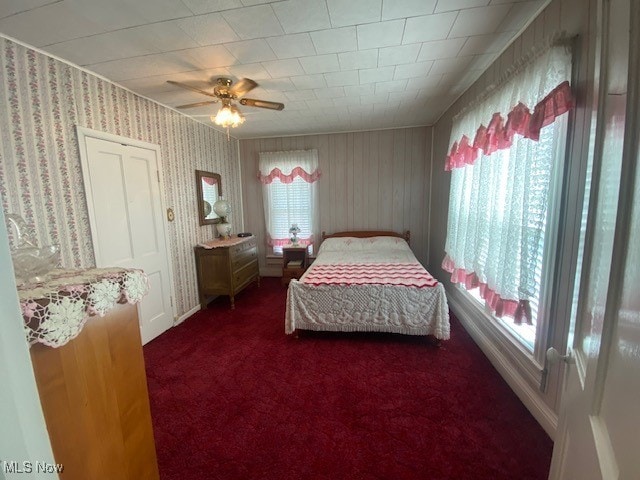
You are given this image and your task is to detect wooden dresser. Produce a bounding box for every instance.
[29,304,159,480]
[194,235,260,309]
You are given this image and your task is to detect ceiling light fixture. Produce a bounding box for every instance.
[211,99,245,139]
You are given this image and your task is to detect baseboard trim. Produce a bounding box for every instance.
[175,304,200,325]
[260,266,282,277]
[448,294,558,439]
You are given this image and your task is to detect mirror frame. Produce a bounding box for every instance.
[195,170,222,226]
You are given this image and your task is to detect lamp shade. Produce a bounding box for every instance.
[213,196,231,219]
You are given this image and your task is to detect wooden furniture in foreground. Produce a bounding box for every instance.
[282,245,308,285]
[322,230,411,244]
[30,302,159,480]
[194,235,259,309]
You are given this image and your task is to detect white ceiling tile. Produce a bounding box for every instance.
[310,27,357,54]
[266,33,317,59]
[448,5,512,37]
[348,104,374,115]
[406,75,443,91]
[176,13,240,46]
[344,84,376,96]
[225,39,277,64]
[46,32,157,66]
[284,89,317,101]
[359,93,389,104]
[305,99,328,109]
[323,105,349,114]
[416,38,466,61]
[429,56,476,75]
[458,32,513,56]
[246,86,288,102]
[378,44,421,67]
[357,20,405,49]
[313,86,346,99]
[261,58,305,77]
[393,61,434,79]
[388,90,418,103]
[222,5,285,40]
[333,96,361,106]
[227,62,272,79]
[132,21,204,52]
[324,70,360,87]
[375,79,408,94]
[272,0,331,34]
[358,66,395,84]
[283,100,310,110]
[150,89,209,107]
[337,50,379,70]
[240,0,274,5]
[181,0,243,15]
[88,51,198,81]
[496,1,544,32]
[184,45,238,69]
[402,12,457,44]
[0,0,57,19]
[381,0,436,20]
[434,0,491,13]
[373,102,396,113]
[326,0,382,27]
[65,0,152,30]
[299,54,341,74]
[117,0,196,23]
[290,74,327,89]
[258,77,296,91]
[0,2,115,46]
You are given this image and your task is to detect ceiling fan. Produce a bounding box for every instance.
[167,77,284,130]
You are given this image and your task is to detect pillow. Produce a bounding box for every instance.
[318,236,408,254]
[317,237,364,254]
[358,236,408,251]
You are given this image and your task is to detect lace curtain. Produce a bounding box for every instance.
[442,44,574,324]
[259,149,320,247]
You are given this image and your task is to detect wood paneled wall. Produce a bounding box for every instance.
[239,127,432,273]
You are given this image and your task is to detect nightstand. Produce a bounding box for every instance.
[282,245,308,285]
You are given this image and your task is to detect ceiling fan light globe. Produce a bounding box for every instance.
[212,104,245,128]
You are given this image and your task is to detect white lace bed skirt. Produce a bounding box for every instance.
[285,280,450,339]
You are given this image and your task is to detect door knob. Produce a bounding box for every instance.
[546,347,575,365]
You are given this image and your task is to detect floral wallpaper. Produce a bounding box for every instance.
[0,37,242,317]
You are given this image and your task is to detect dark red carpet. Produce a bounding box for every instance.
[144,278,552,480]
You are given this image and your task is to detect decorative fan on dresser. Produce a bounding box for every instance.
[167,77,284,132]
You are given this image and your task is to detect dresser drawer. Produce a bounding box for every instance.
[231,237,256,255]
[232,246,257,270]
[233,259,258,289]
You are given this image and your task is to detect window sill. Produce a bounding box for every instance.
[449,285,544,385]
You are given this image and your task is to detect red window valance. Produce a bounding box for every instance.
[446,81,574,171]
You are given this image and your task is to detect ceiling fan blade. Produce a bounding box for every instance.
[166,80,217,99]
[239,98,285,111]
[175,100,218,109]
[229,78,258,97]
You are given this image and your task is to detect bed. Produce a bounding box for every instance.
[285,231,450,340]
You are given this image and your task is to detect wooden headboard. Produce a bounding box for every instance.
[321,230,410,245]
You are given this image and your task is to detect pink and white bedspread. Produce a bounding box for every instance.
[303,263,439,288]
[285,237,450,339]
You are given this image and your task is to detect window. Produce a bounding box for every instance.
[442,44,573,351]
[259,150,320,254]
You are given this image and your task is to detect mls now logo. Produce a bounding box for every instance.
[2,460,64,474]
